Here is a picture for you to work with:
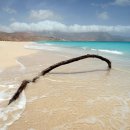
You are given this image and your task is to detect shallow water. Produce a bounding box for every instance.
[11,59,130,130]
[29,62,130,130]
[25,41,130,70]
[1,42,130,130]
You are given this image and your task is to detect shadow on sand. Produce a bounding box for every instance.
[50,68,110,75]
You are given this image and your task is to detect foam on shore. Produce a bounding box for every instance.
[98,49,123,55]
[25,42,124,56]
[0,83,26,130]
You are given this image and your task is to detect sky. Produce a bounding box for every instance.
[0,0,130,35]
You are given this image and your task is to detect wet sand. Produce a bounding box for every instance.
[0,41,130,130]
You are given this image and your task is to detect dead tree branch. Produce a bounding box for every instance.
[8,54,111,105]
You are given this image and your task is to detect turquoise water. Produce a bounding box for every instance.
[35,41,130,69]
[38,41,130,55]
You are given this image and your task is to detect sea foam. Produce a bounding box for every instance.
[91,49,123,55]
[98,49,123,55]
[25,42,124,56]
[0,84,26,130]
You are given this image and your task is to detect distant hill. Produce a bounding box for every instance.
[0,31,130,41]
[39,31,130,41]
[0,32,59,41]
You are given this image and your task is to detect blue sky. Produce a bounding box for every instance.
[0,0,130,35]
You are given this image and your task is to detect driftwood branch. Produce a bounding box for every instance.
[8,54,111,105]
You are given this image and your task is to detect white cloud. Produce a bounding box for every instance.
[114,0,130,6]
[10,21,67,32]
[1,20,130,33]
[3,7,16,14]
[98,12,109,20]
[29,9,61,21]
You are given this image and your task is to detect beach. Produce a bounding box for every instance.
[0,41,130,130]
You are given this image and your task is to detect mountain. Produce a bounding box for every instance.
[0,32,59,41]
[0,31,130,41]
[39,31,130,41]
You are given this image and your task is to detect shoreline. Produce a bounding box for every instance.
[0,41,130,130]
[26,41,130,71]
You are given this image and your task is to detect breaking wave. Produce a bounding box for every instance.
[98,49,123,55]
[25,42,124,56]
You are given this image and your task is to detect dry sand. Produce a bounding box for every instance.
[0,41,130,130]
[0,41,37,69]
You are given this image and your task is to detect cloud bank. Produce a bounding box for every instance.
[1,20,130,33]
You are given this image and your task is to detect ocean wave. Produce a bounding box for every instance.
[25,42,124,56]
[44,43,54,46]
[91,49,123,55]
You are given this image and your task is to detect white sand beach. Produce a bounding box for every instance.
[0,41,130,130]
[0,41,37,69]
